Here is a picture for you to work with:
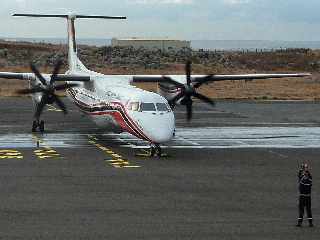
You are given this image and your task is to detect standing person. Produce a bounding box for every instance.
[296,163,313,227]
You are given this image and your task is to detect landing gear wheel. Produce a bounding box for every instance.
[150,146,156,157]
[32,120,37,132]
[135,144,168,158]
[39,120,45,133]
[155,145,162,157]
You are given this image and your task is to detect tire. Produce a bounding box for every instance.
[32,120,37,132]
[150,147,156,157]
[156,147,162,158]
[39,120,45,133]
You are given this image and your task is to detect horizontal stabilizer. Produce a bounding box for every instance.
[13,14,126,19]
[13,14,68,18]
[74,15,126,19]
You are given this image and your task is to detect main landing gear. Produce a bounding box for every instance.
[135,144,168,158]
[32,119,45,133]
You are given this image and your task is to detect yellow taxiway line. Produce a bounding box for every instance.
[32,134,61,160]
[87,135,140,169]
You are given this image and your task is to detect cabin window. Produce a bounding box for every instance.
[127,102,140,111]
[156,103,170,112]
[140,102,156,112]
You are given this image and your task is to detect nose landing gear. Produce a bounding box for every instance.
[135,144,168,158]
[32,119,45,133]
[150,144,162,157]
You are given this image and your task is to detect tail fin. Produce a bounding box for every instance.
[13,14,126,72]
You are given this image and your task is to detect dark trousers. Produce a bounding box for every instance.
[298,195,312,222]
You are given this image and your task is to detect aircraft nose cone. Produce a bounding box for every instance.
[137,112,175,144]
[149,125,174,143]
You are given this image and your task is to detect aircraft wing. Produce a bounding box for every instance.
[0,71,310,83]
[132,73,311,84]
[0,72,91,82]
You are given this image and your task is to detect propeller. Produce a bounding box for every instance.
[17,60,78,119]
[167,61,215,121]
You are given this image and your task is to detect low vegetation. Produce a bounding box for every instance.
[0,39,319,99]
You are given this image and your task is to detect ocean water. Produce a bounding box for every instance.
[2,37,320,50]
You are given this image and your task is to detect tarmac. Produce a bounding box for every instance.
[0,97,320,239]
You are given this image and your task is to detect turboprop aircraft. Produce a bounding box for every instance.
[0,14,311,156]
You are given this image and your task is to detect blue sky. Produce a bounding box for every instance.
[0,0,320,40]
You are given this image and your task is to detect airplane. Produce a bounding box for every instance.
[0,13,311,156]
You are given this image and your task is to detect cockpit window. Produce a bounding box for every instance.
[156,103,170,112]
[127,102,171,112]
[127,102,140,111]
[140,102,156,112]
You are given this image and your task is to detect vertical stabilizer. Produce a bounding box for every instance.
[13,14,126,73]
[67,15,80,72]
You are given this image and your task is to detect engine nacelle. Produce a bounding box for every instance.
[157,82,182,102]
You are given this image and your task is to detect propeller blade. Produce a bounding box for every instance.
[50,60,63,85]
[186,100,192,121]
[162,76,185,88]
[193,92,215,106]
[30,64,47,86]
[34,95,48,119]
[186,61,191,86]
[193,75,213,88]
[54,83,79,91]
[16,87,45,94]
[52,94,67,114]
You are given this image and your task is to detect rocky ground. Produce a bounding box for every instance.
[0,39,319,99]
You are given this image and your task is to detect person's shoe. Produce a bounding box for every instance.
[309,223,314,227]
[296,219,303,227]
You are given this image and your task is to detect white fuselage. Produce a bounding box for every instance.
[65,72,175,144]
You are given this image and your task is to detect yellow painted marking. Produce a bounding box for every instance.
[0,150,23,160]
[47,104,62,112]
[32,134,61,159]
[34,150,59,154]
[87,135,140,169]
[0,156,23,159]
[36,152,59,156]
[0,150,20,153]
[111,161,129,165]
[34,149,60,159]
[6,153,20,156]
[110,162,122,166]
[99,146,109,151]
[107,160,119,163]
[38,156,52,159]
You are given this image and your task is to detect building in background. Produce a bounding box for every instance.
[111,38,191,51]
